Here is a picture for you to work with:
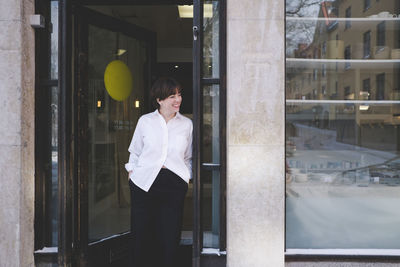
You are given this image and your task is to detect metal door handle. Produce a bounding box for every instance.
[193,26,199,41]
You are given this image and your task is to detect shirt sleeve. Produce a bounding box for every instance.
[125,117,144,173]
[184,121,193,179]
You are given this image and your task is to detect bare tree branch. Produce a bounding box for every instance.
[286,0,322,16]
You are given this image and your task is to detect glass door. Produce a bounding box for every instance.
[75,6,155,266]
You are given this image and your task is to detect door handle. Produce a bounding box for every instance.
[201,163,220,170]
[193,26,199,41]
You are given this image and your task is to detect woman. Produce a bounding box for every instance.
[125,77,192,267]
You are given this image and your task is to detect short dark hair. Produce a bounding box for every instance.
[150,77,182,109]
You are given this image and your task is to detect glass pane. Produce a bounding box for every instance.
[50,86,58,246]
[88,25,147,242]
[203,84,220,163]
[286,0,400,249]
[203,1,220,79]
[50,1,58,80]
[202,170,220,248]
[202,84,220,248]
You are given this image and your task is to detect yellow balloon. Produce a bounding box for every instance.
[104,60,133,101]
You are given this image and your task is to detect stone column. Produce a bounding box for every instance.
[0,0,35,266]
[226,1,285,266]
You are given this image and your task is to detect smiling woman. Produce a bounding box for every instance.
[125,77,193,267]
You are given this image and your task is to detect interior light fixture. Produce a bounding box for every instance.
[174,65,179,69]
[116,49,127,56]
[178,4,213,18]
[135,100,140,108]
[97,100,102,108]
[359,105,369,111]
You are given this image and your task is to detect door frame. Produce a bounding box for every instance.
[193,1,227,266]
[58,1,226,266]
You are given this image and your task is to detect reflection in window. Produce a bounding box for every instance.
[377,22,386,47]
[286,0,400,250]
[345,6,351,29]
[364,0,371,11]
[362,78,371,100]
[363,31,371,58]
[344,45,351,69]
[376,73,385,100]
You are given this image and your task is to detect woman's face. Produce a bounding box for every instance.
[158,91,182,114]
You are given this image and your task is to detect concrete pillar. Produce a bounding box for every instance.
[0,0,35,266]
[226,1,285,266]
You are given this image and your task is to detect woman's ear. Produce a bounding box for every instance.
[156,98,161,104]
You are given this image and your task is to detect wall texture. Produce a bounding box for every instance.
[226,1,285,266]
[0,0,35,266]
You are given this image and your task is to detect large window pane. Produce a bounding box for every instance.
[286,0,400,250]
[88,25,146,242]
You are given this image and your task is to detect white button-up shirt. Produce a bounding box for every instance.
[125,110,193,192]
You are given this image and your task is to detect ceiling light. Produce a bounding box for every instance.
[359,105,369,111]
[116,49,127,56]
[178,4,213,18]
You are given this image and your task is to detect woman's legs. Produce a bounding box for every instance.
[130,170,188,267]
[150,169,188,267]
[130,180,157,267]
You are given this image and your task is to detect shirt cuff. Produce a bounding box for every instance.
[125,163,134,172]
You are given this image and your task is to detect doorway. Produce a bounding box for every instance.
[55,0,226,266]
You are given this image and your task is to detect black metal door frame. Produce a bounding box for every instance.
[193,1,227,266]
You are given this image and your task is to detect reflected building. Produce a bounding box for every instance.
[287,0,400,150]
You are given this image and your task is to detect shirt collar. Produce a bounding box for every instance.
[154,109,182,121]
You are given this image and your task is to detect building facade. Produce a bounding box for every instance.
[0,0,400,266]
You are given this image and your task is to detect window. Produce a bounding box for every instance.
[345,45,351,69]
[344,86,351,98]
[377,21,386,47]
[376,73,385,100]
[364,0,371,11]
[313,89,317,99]
[362,78,371,100]
[286,0,400,253]
[363,31,371,58]
[322,85,327,96]
[345,7,351,29]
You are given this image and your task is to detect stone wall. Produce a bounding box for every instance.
[0,0,35,266]
[226,1,285,266]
